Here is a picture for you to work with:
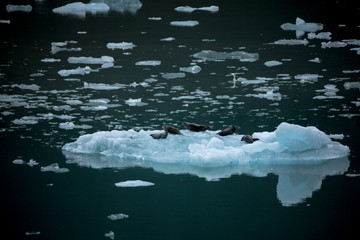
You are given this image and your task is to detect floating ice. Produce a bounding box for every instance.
[170,21,199,27]
[193,50,259,62]
[180,65,201,74]
[13,159,26,165]
[125,98,147,106]
[59,122,92,130]
[295,74,323,83]
[62,122,349,167]
[6,4,32,13]
[313,84,343,99]
[25,232,40,236]
[104,231,115,240]
[106,42,136,50]
[135,60,161,66]
[264,60,282,67]
[28,159,39,167]
[68,56,114,64]
[149,17,162,21]
[107,213,129,220]
[41,163,70,173]
[344,82,360,90]
[58,66,98,77]
[13,117,38,125]
[175,6,219,13]
[160,37,175,41]
[84,82,126,90]
[0,20,11,24]
[91,0,142,14]
[41,58,61,63]
[321,41,347,49]
[281,17,323,38]
[308,57,321,63]
[115,180,154,187]
[272,39,309,46]
[51,41,82,54]
[307,32,332,40]
[53,2,110,18]
[11,84,40,91]
[162,72,186,79]
[246,90,282,101]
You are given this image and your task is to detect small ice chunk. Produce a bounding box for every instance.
[264,60,283,67]
[13,117,38,125]
[193,50,259,62]
[170,21,199,27]
[13,159,26,164]
[321,41,347,49]
[106,42,136,50]
[58,66,98,77]
[41,163,70,173]
[6,4,32,13]
[180,65,201,74]
[28,159,39,167]
[149,17,162,20]
[125,98,148,106]
[59,122,92,130]
[329,134,344,140]
[294,74,323,83]
[281,17,323,37]
[68,56,114,64]
[11,84,40,91]
[175,6,219,13]
[308,57,321,63]
[25,232,40,236]
[135,60,161,66]
[84,82,126,90]
[307,32,332,40]
[104,231,115,240]
[160,37,175,41]
[115,180,155,187]
[272,39,309,46]
[0,20,11,24]
[346,173,360,178]
[246,90,282,101]
[107,213,129,220]
[41,58,61,63]
[162,72,186,79]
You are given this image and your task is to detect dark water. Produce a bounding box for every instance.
[1,0,360,239]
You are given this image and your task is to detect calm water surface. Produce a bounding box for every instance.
[1,0,359,239]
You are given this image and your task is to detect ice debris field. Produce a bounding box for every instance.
[63,122,349,168]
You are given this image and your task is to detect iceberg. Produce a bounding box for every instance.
[193,50,259,62]
[281,17,323,38]
[170,21,199,27]
[62,123,349,205]
[53,2,110,18]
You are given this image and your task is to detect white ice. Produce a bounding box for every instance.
[281,17,323,38]
[107,213,129,220]
[344,81,360,90]
[193,50,259,62]
[84,82,126,90]
[11,84,40,91]
[170,21,199,27]
[41,58,61,63]
[59,122,92,130]
[0,20,11,24]
[125,98,148,106]
[6,4,32,13]
[246,90,282,101]
[53,2,109,18]
[180,65,201,74]
[272,39,309,46]
[104,231,115,240]
[91,0,142,14]
[106,42,136,50]
[264,60,282,67]
[295,74,323,83]
[41,163,70,173]
[115,180,154,187]
[160,37,175,41]
[162,72,186,79]
[313,84,343,99]
[58,66,98,77]
[175,6,219,13]
[135,60,161,66]
[68,56,114,64]
[321,41,347,48]
[307,32,332,40]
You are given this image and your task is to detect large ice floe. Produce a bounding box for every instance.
[53,2,110,18]
[62,122,349,206]
[193,50,259,62]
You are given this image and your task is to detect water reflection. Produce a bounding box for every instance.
[63,151,349,206]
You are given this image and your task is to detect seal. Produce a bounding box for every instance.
[241,135,259,143]
[182,122,213,132]
[163,125,182,135]
[216,125,239,136]
[150,131,168,139]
